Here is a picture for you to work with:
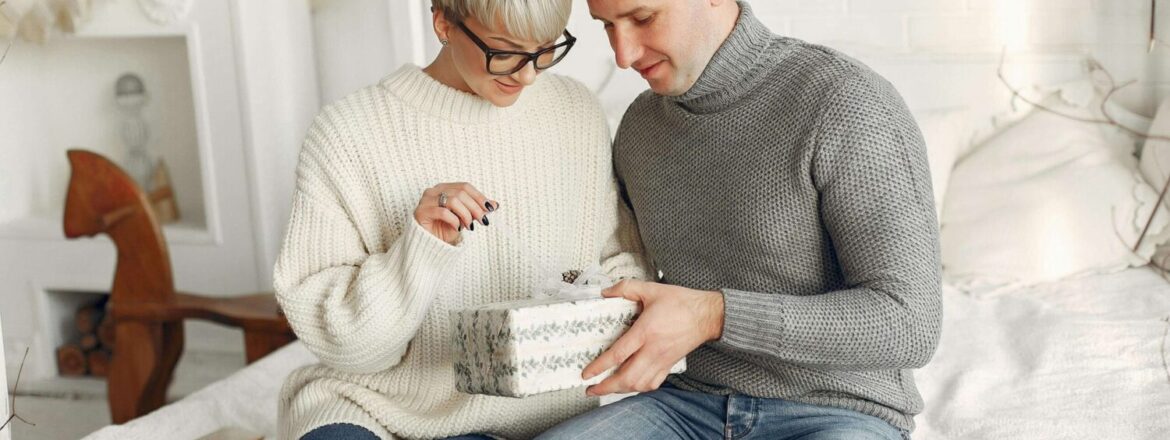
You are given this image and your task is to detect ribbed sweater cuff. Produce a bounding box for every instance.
[402,210,467,257]
[339,214,465,373]
[601,254,648,281]
[714,288,781,353]
[389,211,467,304]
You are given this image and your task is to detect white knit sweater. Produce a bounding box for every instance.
[273,65,648,440]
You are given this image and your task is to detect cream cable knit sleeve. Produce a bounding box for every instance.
[598,184,648,281]
[595,130,650,282]
[273,122,465,373]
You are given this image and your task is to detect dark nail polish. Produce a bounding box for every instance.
[481,215,490,226]
[485,201,496,212]
[469,222,475,231]
[458,225,463,232]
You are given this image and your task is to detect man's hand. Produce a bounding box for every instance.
[582,280,725,396]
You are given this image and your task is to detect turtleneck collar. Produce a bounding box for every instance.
[669,2,777,113]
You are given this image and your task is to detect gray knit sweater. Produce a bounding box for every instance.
[613,3,943,431]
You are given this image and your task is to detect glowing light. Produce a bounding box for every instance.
[996,0,1028,51]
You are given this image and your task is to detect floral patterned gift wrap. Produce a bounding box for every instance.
[450,295,686,397]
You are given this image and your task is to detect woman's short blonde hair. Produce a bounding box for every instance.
[432,0,572,43]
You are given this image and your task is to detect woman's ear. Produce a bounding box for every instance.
[432,7,452,44]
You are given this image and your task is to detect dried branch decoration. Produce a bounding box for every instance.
[0,1,11,68]
[996,51,1170,255]
[1163,317,1170,385]
[0,347,35,433]
[1152,0,1158,52]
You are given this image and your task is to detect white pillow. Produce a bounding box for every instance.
[1139,97,1170,207]
[1137,97,1170,262]
[913,107,972,219]
[940,92,1166,293]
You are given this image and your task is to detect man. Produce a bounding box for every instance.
[537,1,942,439]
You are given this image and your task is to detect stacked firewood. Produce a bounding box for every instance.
[56,298,115,377]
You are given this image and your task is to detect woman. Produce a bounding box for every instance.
[274,1,648,439]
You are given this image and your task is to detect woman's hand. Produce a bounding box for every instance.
[414,182,498,245]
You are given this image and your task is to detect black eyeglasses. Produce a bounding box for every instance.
[455,21,576,75]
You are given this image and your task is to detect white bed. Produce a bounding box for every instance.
[83,266,1170,439]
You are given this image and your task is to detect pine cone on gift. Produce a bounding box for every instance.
[561,270,582,284]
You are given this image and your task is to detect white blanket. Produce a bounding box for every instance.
[85,268,1170,439]
[917,267,1170,439]
[84,342,315,440]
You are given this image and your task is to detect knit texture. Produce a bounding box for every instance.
[613,3,943,431]
[274,65,648,440]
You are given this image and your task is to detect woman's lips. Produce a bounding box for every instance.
[496,80,522,94]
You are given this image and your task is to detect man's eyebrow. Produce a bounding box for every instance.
[591,7,649,22]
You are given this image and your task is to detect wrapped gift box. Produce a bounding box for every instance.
[451,296,686,397]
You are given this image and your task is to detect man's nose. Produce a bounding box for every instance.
[611,28,642,69]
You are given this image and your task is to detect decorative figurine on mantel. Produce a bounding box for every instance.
[115,72,179,223]
[115,73,152,188]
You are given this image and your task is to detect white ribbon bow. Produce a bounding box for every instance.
[531,263,614,301]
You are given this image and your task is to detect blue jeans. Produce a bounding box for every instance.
[299,423,493,440]
[536,383,908,440]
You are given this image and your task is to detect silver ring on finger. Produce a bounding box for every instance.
[438,192,449,208]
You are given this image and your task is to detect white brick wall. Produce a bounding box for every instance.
[755,0,1148,53]
[746,0,1168,114]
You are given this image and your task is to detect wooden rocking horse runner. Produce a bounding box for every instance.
[62,149,296,424]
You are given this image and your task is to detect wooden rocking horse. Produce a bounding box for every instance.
[62,149,296,423]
